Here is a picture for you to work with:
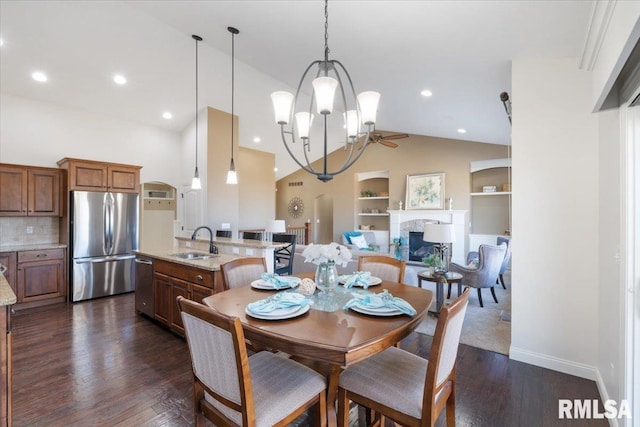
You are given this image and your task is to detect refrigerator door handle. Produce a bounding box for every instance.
[107,193,114,254]
[103,195,110,254]
[75,254,136,264]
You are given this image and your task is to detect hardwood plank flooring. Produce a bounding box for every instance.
[10,294,607,426]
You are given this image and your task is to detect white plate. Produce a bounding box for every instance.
[250,277,301,290]
[350,303,402,317]
[339,276,383,287]
[245,304,310,320]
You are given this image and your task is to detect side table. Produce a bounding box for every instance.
[417,271,463,316]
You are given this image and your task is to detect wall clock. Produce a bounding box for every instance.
[288,197,304,218]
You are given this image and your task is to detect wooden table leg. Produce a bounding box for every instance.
[326,364,343,427]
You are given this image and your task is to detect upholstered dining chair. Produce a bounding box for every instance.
[449,243,506,307]
[272,233,297,275]
[466,236,511,289]
[337,288,470,427]
[357,255,406,283]
[216,230,232,238]
[178,297,327,427]
[221,257,267,290]
[242,231,263,241]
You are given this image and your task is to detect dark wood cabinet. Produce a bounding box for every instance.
[16,248,65,304]
[152,259,219,335]
[0,164,61,217]
[57,158,141,193]
[1,305,12,427]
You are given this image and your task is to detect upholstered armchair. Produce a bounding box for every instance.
[467,236,511,289]
[449,243,506,307]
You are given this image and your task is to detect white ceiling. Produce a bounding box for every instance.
[0,0,594,179]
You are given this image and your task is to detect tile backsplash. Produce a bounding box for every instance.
[0,217,60,247]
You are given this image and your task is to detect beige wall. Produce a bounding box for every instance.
[276,134,507,243]
[238,147,276,229]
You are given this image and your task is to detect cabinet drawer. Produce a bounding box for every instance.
[154,259,214,288]
[18,248,65,263]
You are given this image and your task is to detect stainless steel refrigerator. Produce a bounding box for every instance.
[70,191,139,302]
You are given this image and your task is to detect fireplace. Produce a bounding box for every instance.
[408,231,436,261]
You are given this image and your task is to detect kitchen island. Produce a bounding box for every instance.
[1,272,16,427]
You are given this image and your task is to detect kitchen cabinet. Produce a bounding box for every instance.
[0,164,61,217]
[1,304,12,427]
[17,248,65,305]
[152,259,221,335]
[57,158,141,193]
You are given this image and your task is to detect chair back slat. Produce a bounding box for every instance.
[272,234,297,275]
[221,257,267,290]
[423,289,470,414]
[357,255,406,283]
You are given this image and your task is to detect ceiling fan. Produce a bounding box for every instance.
[365,132,409,148]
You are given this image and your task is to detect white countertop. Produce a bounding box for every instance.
[134,248,240,271]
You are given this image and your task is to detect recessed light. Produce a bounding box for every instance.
[0,39,4,47]
[420,89,433,97]
[457,128,467,134]
[162,112,173,120]
[253,137,261,143]
[113,74,127,85]
[31,71,47,82]
[274,167,278,172]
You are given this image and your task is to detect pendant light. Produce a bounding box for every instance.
[270,0,380,182]
[191,34,202,190]
[226,27,239,185]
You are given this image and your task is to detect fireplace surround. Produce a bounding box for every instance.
[388,210,467,264]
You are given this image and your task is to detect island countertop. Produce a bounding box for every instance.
[133,248,240,271]
[0,273,16,306]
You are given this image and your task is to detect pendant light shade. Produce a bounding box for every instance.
[226,26,239,185]
[270,0,380,182]
[191,34,202,190]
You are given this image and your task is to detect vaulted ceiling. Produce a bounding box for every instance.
[0,1,594,178]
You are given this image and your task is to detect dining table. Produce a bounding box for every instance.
[202,273,434,427]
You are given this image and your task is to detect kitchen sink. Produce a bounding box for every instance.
[171,252,215,260]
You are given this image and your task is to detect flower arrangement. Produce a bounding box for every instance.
[301,242,352,267]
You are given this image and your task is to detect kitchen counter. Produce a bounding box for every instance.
[0,273,16,306]
[175,236,287,250]
[0,242,67,253]
[134,248,240,271]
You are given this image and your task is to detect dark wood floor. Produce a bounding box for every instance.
[10,294,606,427]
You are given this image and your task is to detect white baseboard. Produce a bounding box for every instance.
[594,369,620,427]
[509,346,597,380]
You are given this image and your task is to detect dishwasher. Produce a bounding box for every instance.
[134,256,154,317]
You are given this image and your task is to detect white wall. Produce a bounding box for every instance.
[0,93,181,186]
[511,58,600,379]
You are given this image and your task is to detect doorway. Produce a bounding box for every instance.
[314,194,333,244]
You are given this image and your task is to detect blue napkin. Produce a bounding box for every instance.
[339,271,372,289]
[247,292,309,314]
[343,289,417,316]
[261,273,299,289]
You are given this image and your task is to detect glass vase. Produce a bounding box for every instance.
[315,261,338,298]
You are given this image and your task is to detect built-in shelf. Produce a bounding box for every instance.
[358,196,389,200]
[355,170,390,233]
[358,213,389,217]
[470,191,511,196]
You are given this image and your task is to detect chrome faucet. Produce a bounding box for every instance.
[191,226,218,254]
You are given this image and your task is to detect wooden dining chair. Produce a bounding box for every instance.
[221,257,267,290]
[337,288,470,427]
[178,297,327,427]
[357,255,406,283]
[272,233,297,275]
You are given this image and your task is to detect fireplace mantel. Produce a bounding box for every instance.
[388,210,467,264]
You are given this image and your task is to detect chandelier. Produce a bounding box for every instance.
[270,0,380,182]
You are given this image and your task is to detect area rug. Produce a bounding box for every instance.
[415,281,511,355]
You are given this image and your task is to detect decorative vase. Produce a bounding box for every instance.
[315,261,338,297]
[394,247,402,260]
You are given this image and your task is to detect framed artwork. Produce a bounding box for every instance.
[405,172,445,210]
